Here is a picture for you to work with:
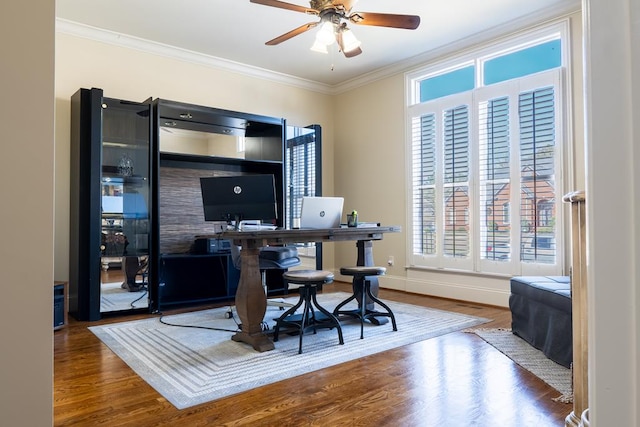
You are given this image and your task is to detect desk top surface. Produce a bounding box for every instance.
[198,225,401,247]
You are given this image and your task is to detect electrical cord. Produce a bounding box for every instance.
[150,251,242,332]
[158,307,271,332]
[158,310,240,333]
[129,288,148,308]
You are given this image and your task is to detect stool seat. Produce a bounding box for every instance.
[274,270,343,354]
[284,269,335,283]
[334,266,397,339]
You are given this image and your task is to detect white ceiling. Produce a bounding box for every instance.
[55,0,579,88]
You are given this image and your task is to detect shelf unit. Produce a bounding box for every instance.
[69,88,321,319]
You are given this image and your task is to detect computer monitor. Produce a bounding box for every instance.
[200,174,277,227]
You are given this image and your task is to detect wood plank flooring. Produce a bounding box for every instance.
[54,282,572,426]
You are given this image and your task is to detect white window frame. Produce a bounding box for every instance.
[405,20,571,277]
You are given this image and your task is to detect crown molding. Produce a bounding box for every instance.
[56,0,580,97]
[55,18,333,95]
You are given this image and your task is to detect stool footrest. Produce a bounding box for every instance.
[333,268,398,339]
[273,281,343,354]
[278,310,333,324]
[275,311,340,335]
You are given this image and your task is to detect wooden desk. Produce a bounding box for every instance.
[217,226,401,352]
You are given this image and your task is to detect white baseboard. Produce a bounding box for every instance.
[336,271,511,308]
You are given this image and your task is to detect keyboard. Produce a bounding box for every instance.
[240,224,278,231]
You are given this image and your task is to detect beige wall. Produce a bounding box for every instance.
[1,2,55,425]
[333,75,408,281]
[54,33,336,281]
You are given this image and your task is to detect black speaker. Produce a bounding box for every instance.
[54,284,65,329]
[193,238,231,254]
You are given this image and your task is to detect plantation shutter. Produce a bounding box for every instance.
[518,86,557,264]
[411,113,437,255]
[479,96,511,261]
[442,105,470,258]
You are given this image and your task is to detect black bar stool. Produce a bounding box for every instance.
[273,270,344,354]
[333,266,398,339]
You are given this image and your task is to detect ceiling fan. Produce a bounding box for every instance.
[249,0,420,58]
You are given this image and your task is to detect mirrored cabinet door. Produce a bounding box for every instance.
[69,88,152,320]
[100,97,151,313]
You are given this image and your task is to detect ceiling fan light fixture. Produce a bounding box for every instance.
[315,21,335,45]
[340,27,361,53]
[310,40,329,54]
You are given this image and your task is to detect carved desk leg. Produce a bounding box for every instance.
[231,246,274,352]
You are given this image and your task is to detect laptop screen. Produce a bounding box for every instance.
[299,197,344,229]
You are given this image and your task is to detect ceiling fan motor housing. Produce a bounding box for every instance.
[310,0,347,13]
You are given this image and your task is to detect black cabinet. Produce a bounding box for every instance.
[158,254,240,309]
[70,88,320,318]
[150,99,288,312]
[53,282,68,330]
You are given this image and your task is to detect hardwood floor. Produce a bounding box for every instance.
[54,282,571,426]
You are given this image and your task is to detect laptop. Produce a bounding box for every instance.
[299,196,344,229]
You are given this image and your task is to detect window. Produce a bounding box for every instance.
[419,65,475,102]
[407,25,566,275]
[285,125,319,228]
[538,200,553,226]
[483,39,561,85]
[503,202,510,224]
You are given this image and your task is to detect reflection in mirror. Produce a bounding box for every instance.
[159,122,283,161]
[160,127,245,158]
[100,98,151,314]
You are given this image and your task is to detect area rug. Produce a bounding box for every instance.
[471,328,573,403]
[89,292,489,409]
[101,281,148,312]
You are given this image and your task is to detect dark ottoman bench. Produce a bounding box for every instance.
[509,276,572,368]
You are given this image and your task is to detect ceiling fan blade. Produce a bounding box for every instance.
[250,0,316,15]
[349,12,421,30]
[265,22,319,45]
